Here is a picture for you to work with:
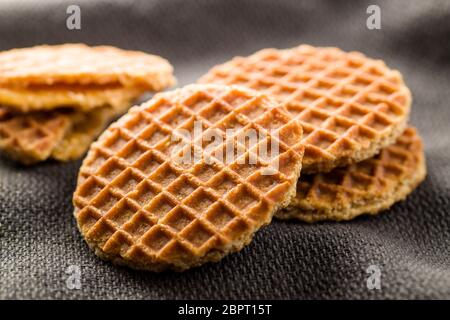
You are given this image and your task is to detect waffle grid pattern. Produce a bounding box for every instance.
[0,102,131,164]
[199,45,411,172]
[0,107,71,163]
[288,127,423,213]
[74,85,303,270]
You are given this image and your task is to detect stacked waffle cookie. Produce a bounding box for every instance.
[199,44,426,223]
[71,45,426,271]
[0,44,175,164]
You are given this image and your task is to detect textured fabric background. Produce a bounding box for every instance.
[0,0,449,299]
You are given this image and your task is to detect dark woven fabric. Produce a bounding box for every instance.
[0,0,449,299]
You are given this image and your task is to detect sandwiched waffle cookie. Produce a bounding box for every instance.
[0,103,129,164]
[199,45,411,174]
[73,84,304,271]
[277,127,426,222]
[0,84,146,113]
[0,44,175,112]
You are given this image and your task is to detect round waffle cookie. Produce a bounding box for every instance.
[277,127,426,223]
[199,45,411,173]
[0,44,175,112]
[73,84,304,271]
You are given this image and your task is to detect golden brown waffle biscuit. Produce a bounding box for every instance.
[199,45,411,173]
[0,44,175,88]
[73,84,304,271]
[0,103,130,164]
[277,127,426,223]
[0,85,145,112]
[0,44,175,112]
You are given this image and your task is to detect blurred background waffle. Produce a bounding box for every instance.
[0,44,175,164]
[0,44,175,112]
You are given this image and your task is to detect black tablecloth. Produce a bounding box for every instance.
[1,0,449,299]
